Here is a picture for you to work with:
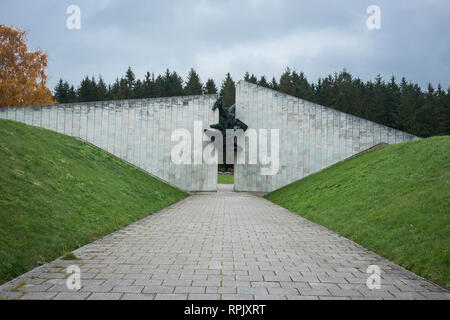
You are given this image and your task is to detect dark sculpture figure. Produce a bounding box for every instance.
[207,97,248,172]
[210,97,248,133]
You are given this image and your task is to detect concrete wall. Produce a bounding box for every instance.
[0,95,219,192]
[234,81,418,193]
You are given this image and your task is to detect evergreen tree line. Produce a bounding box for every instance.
[54,67,219,103]
[54,67,450,137]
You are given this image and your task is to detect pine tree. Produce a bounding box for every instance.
[204,79,218,94]
[292,71,314,101]
[118,78,130,99]
[154,73,166,97]
[352,77,369,119]
[334,70,354,114]
[67,85,77,102]
[249,74,257,84]
[269,77,279,90]
[184,68,203,95]
[433,84,450,135]
[438,85,450,135]
[421,83,445,136]
[315,75,334,107]
[445,86,450,135]
[167,71,184,96]
[244,72,250,82]
[279,68,294,95]
[125,67,136,95]
[77,76,97,102]
[54,79,69,103]
[258,76,270,88]
[369,75,388,123]
[314,78,324,104]
[220,73,235,107]
[243,72,257,84]
[394,78,419,134]
[109,78,120,100]
[143,71,155,98]
[90,76,98,101]
[96,76,108,101]
[385,76,400,127]
[134,79,144,99]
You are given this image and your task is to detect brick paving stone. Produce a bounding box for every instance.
[319,296,352,300]
[133,279,164,286]
[123,273,150,280]
[298,288,332,296]
[222,294,254,300]
[102,279,134,287]
[21,292,58,300]
[187,294,220,300]
[142,286,175,294]
[80,285,113,293]
[192,280,221,287]
[162,279,192,287]
[88,292,123,300]
[0,291,23,300]
[154,294,187,300]
[0,191,448,300]
[20,283,53,292]
[121,293,156,300]
[95,273,124,280]
[111,285,144,293]
[53,292,91,300]
[237,287,268,295]
[222,280,251,288]
[411,291,450,300]
[47,284,84,292]
[286,295,319,300]
[255,294,287,300]
[268,287,300,295]
[328,288,363,297]
[220,287,239,294]
[174,286,205,294]
[179,274,207,281]
[251,281,281,288]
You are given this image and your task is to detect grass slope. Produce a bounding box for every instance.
[218,174,234,184]
[265,137,450,290]
[0,119,187,285]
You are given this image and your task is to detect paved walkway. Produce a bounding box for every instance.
[0,186,448,300]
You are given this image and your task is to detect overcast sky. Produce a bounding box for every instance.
[1,0,449,90]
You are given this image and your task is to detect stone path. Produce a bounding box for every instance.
[0,186,448,300]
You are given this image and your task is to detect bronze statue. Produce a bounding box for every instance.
[208,97,248,172]
[210,96,248,133]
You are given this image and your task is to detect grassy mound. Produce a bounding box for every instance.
[218,174,234,184]
[0,119,187,285]
[265,136,450,290]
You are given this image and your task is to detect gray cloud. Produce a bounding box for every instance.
[1,0,449,89]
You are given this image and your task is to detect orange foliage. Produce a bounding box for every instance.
[0,24,56,107]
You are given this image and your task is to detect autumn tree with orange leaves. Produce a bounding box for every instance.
[0,24,55,107]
